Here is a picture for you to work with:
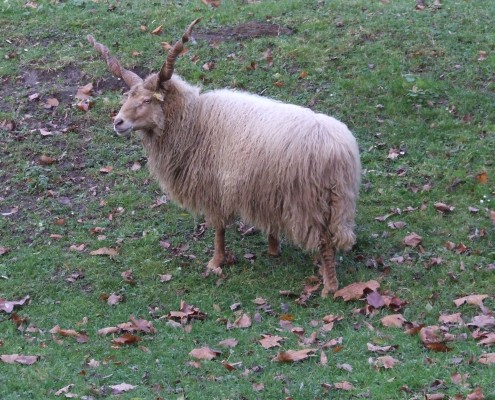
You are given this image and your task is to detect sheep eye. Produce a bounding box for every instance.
[143,98,152,104]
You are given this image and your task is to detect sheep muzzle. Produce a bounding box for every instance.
[113,117,133,136]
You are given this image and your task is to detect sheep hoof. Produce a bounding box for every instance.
[267,247,281,257]
[206,260,223,276]
[321,283,338,298]
[224,250,237,265]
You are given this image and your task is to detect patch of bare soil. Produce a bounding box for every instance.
[195,21,294,42]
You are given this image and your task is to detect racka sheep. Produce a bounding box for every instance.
[87,19,361,297]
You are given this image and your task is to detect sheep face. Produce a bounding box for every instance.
[113,83,165,136]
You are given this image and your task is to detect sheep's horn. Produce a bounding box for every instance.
[159,18,201,85]
[87,35,143,88]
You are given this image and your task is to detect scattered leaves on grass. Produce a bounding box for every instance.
[201,0,221,7]
[54,384,75,397]
[151,25,163,35]
[367,343,398,353]
[272,348,316,363]
[334,280,380,301]
[466,387,486,400]
[168,300,207,323]
[189,346,221,360]
[434,202,455,213]
[218,338,238,348]
[44,97,59,109]
[1,354,38,365]
[50,325,89,343]
[75,82,93,100]
[0,295,30,313]
[227,313,252,329]
[107,293,124,306]
[112,333,141,346]
[369,355,399,369]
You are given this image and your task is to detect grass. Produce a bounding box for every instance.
[1,0,494,398]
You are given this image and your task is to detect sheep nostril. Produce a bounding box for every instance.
[114,118,124,127]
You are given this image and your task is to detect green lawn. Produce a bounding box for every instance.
[1,0,494,399]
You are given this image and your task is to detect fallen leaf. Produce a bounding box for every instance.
[130,161,141,171]
[434,202,455,213]
[439,313,464,326]
[189,347,220,360]
[39,155,56,165]
[477,51,488,61]
[1,354,38,365]
[334,280,380,301]
[272,348,316,363]
[98,326,119,335]
[107,293,123,306]
[337,363,353,372]
[334,381,355,390]
[0,247,10,256]
[201,0,221,7]
[263,48,273,66]
[252,382,265,392]
[387,221,407,229]
[99,166,113,174]
[44,97,59,109]
[75,82,93,100]
[228,313,252,329]
[468,315,495,329]
[90,247,118,257]
[55,384,74,396]
[28,92,40,101]
[476,171,488,184]
[112,333,141,346]
[110,383,136,395]
[403,232,422,247]
[218,338,238,348]
[320,350,328,365]
[478,332,495,346]
[151,25,163,35]
[454,294,488,307]
[367,343,398,353]
[159,274,172,282]
[259,334,285,349]
[371,355,399,369]
[478,353,495,364]
[366,290,385,309]
[0,295,30,313]
[39,128,53,136]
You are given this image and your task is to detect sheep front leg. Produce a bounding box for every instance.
[319,236,338,298]
[267,233,281,256]
[206,226,226,275]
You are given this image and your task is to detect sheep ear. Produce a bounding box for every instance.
[153,92,164,102]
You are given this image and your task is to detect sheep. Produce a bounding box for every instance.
[87,19,361,297]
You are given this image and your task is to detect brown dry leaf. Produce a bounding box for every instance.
[272,348,316,363]
[478,333,495,346]
[252,382,265,392]
[372,355,399,369]
[476,171,488,184]
[454,294,488,307]
[98,326,119,335]
[299,70,308,79]
[110,383,136,395]
[434,202,455,213]
[161,41,172,50]
[334,280,380,301]
[75,82,93,100]
[438,313,464,325]
[403,232,422,247]
[334,381,355,390]
[263,48,273,66]
[426,394,445,400]
[39,128,53,136]
[490,210,495,225]
[99,166,113,174]
[229,313,252,329]
[0,247,11,256]
[39,155,56,165]
[112,333,141,346]
[44,97,59,109]
[367,343,398,353]
[130,161,142,171]
[159,274,172,283]
[424,342,452,352]
[419,326,443,344]
[189,346,221,360]
[466,387,485,400]
[151,25,163,35]
[469,315,495,329]
[203,61,216,71]
[1,354,38,365]
[320,350,328,365]
[387,221,407,230]
[259,334,285,349]
[477,51,488,61]
[0,295,30,313]
[478,353,495,364]
[90,247,118,257]
[273,80,285,88]
[201,0,221,7]
[107,293,123,306]
[55,384,75,397]
[218,338,238,348]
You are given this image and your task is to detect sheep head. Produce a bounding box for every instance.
[87,18,200,135]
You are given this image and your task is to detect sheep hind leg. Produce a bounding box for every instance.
[206,226,226,275]
[319,235,338,298]
[267,234,281,257]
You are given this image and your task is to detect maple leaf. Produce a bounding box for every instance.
[478,353,495,364]
[272,348,316,363]
[110,383,136,395]
[259,334,285,349]
[334,280,380,301]
[478,332,495,346]
[0,295,30,313]
[107,293,123,306]
[468,315,495,329]
[189,347,221,360]
[403,232,422,247]
[438,313,464,326]
[75,82,93,100]
[366,290,385,309]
